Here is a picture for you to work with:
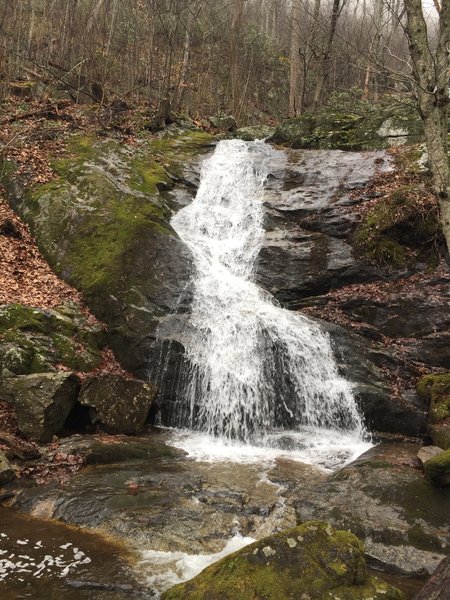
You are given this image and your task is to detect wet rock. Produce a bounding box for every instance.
[78,375,157,435]
[424,449,450,488]
[161,521,404,600]
[2,372,79,442]
[294,443,450,576]
[325,322,428,436]
[428,421,450,451]
[0,451,15,485]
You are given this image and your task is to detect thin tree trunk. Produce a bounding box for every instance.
[404,0,450,249]
[313,0,345,108]
[288,0,301,117]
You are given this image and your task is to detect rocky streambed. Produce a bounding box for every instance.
[2,430,447,598]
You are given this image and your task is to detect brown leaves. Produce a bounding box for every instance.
[0,197,93,314]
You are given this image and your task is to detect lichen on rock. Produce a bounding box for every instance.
[161,521,404,600]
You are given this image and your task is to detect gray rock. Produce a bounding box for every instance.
[295,443,450,575]
[209,114,236,130]
[0,451,15,485]
[2,372,79,442]
[79,375,157,435]
[418,446,444,466]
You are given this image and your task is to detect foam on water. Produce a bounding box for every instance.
[141,534,255,595]
[169,427,372,471]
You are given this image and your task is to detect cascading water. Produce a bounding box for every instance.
[164,139,370,468]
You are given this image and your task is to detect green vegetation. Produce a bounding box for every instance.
[0,304,103,376]
[354,185,442,267]
[417,374,450,424]
[162,521,404,600]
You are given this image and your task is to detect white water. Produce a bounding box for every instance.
[167,139,370,468]
[141,534,255,593]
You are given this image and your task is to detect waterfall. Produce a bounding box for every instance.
[165,139,367,456]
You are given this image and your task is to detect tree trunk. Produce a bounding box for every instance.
[404,0,450,250]
[313,0,344,108]
[414,557,450,600]
[288,0,301,117]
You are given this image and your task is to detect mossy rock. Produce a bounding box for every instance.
[417,374,450,424]
[424,449,450,487]
[162,521,404,600]
[235,125,275,141]
[0,304,104,377]
[1,131,214,376]
[428,421,450,450]
[271,109,385,151]
[353,185,442,267]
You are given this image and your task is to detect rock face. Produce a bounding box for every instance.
[294,443,450,576]
[256,145,445,436]
[79,375,157,435]
[162,521,404,600]
[1,132,214,379]
[2,372,80,443]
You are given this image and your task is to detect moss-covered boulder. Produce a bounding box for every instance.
[417,373,450,450]
[353,185,442,267]
[0,303,104,379]
[1,131,214,377]
[424,449,450,488]
[78,374,157,435]
[271,110,385,151]
[162,522,404,600]
[1,372,80,442]
[235,125,275,141]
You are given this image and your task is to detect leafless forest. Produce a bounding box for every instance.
[0,0,438,122]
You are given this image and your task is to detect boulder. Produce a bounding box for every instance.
[417,446,444,466]
[0,451,15,485]
[295,443,450,576]
[162,521,404,600]
[424,449,450,488]
[235,125,274,141]
[78,374,157,435]
[417,374,450,449]
[0,303,104,379]
[1,372,79,442]
[2,132,214,378]
[209,114,236,130]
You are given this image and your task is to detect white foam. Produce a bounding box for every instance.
[169,427,372,471]
[141,534,255,594]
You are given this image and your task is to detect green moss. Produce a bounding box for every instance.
[0,304,103,375]
[162,522,403,600]
[424,449,450,487]
[417,373,450,424]
[354,185,441,267]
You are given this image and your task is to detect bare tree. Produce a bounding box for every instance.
[403,0,450,249]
